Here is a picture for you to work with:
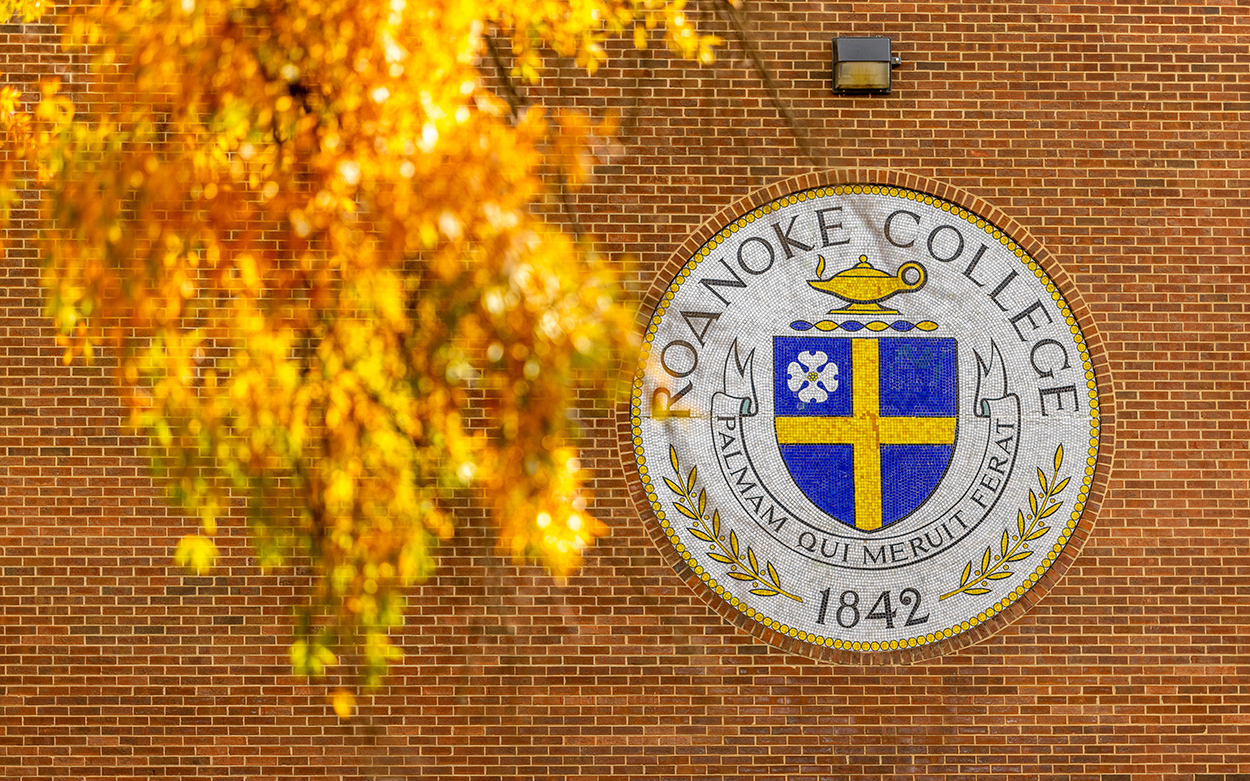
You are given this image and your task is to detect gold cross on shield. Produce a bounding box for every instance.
[775,339,956,531]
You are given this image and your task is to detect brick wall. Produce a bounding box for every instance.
[2,2,1249,779]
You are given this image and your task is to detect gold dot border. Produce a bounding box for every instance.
[630,184,1102,653]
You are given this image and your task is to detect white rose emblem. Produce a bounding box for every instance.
[787,350,839,404]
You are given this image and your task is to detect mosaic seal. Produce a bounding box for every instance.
[630,184,1101,653]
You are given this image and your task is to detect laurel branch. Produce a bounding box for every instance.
[940,444,1071,601]
[664,446,802,603]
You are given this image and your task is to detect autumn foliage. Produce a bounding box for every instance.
[0,0,720,709]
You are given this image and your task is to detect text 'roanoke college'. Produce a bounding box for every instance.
[651,204,1085,419]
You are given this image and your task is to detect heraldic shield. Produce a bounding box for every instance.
[773,336,958,532]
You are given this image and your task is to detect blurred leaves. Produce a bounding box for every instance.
[174,534,219,575]
[0,0,720,708]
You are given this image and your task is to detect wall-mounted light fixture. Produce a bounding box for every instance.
[832,36,902,95]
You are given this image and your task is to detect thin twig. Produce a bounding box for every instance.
[484,33,526,122]
[483,32,585,242]
[706,0,824,170]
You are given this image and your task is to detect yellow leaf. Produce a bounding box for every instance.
[173,534,217,575]
[331,689,355,720]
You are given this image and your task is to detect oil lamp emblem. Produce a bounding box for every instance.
[808,254,926,315]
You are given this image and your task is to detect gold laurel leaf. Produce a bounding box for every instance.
[675,504,698,520]
[688,527,714,543]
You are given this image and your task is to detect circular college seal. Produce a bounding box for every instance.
[630,184,1101,653]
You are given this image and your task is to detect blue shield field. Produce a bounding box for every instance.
[773,336,958,531]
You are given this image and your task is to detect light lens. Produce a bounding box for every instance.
[834,61,890,91]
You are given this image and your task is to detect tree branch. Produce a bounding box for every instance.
[706,0,824,170]
[484,33,526,122]
[483,32,585,242]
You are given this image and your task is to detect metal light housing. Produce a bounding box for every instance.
[832,36,901,94]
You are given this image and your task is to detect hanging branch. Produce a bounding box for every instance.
[484,33,527,122]
[483,31,586,242]
[706,0,824,169]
